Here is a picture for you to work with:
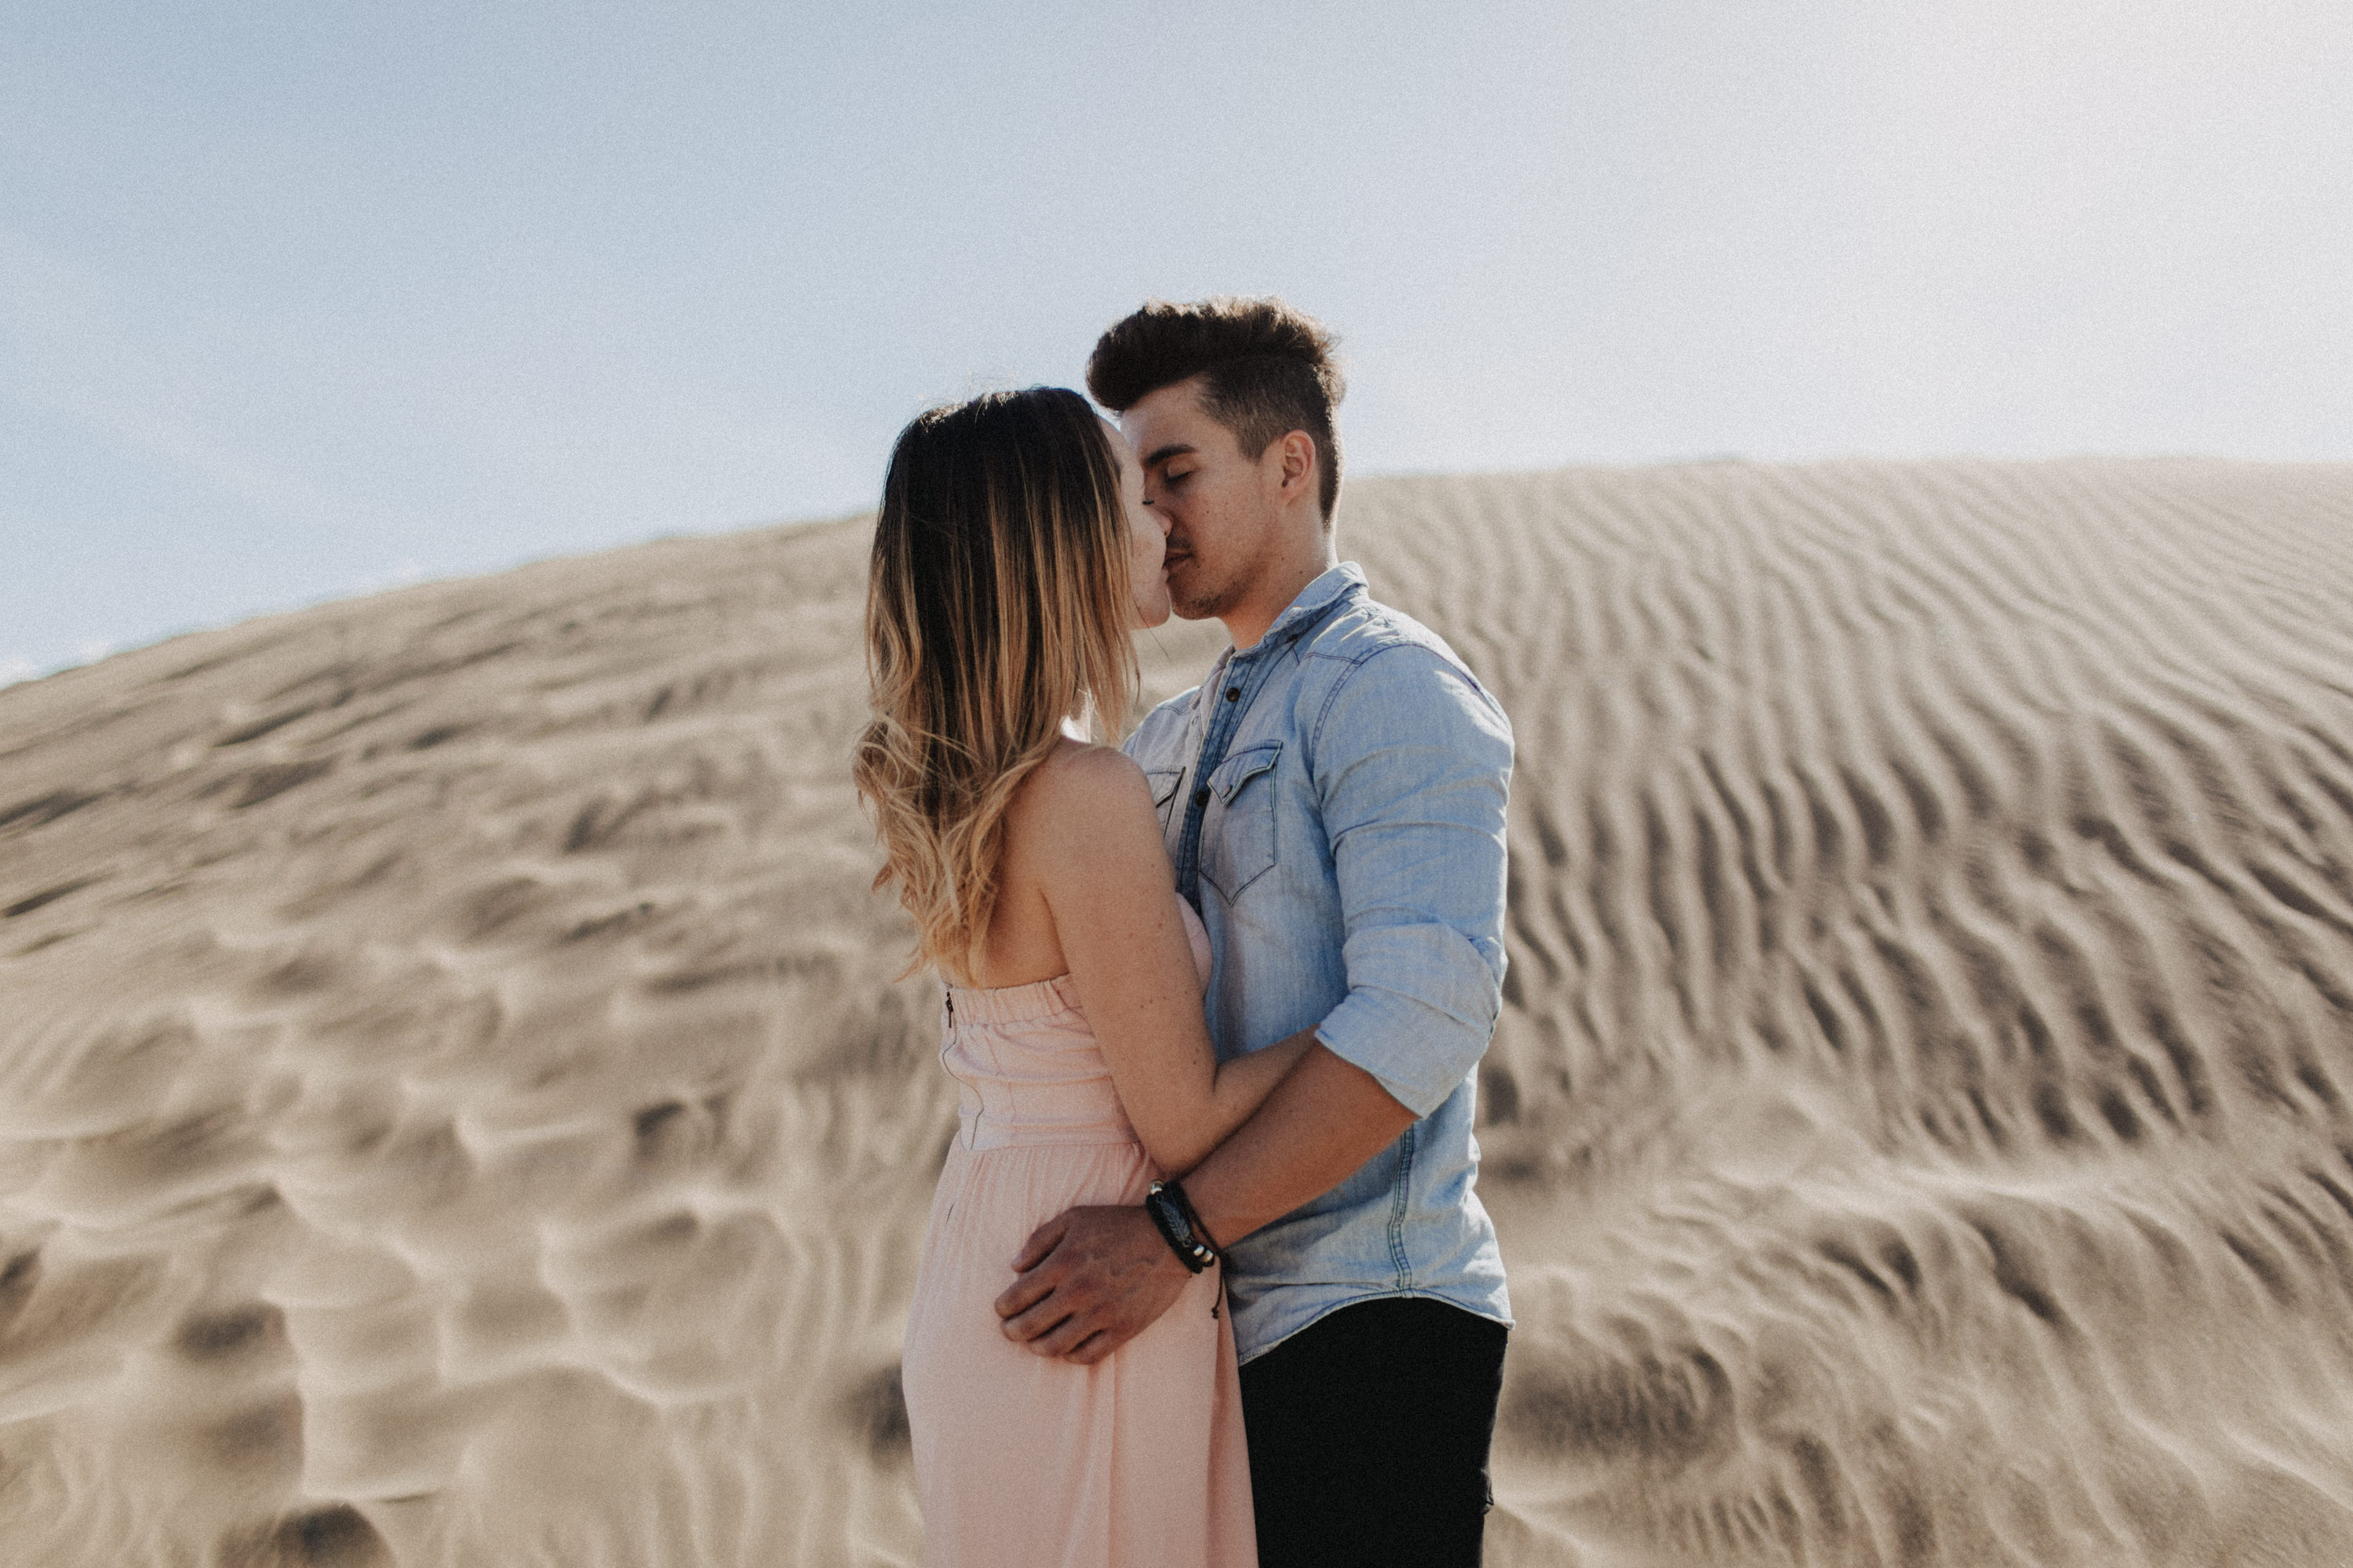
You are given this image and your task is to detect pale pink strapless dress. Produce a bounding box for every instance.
[901,898,1255,1567]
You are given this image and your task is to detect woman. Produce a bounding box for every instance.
[855,388,1303,1566]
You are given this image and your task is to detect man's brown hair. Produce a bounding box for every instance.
[1086,297,1346,522]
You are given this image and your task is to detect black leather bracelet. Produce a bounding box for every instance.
[1145,1179,1219,1273]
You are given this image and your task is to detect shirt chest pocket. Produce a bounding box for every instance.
[1201,741,1281,903]
[1145,766,1186,842]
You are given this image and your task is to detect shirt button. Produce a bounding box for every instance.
[1225,687,1240,701]
[1194,788,1211,806]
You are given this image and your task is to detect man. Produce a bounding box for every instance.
[992,297,1515,1564]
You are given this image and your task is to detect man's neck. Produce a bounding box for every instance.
[1220,548,1339,653]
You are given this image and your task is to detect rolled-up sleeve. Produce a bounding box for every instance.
[1307,647,1513,1118]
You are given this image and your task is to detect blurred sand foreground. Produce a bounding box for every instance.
[5,460,2353,1566]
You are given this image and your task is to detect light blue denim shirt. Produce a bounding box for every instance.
[1124,562,1513,1361]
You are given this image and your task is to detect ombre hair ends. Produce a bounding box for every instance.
[853,387,1140,982]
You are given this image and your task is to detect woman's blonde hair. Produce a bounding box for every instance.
[852,387,1139,981]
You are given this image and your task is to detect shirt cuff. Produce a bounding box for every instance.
[1313,922,1503,1119]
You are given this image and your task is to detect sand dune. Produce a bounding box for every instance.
[5,458,2353,1566]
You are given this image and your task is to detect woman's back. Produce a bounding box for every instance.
[961,737,1099,990]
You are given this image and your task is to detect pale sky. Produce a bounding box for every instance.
[5,1,2349,686]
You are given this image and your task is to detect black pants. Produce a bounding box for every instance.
[1238,1297,1509,1567]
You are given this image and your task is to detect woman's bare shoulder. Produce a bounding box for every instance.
[1020,738,1153,807]
[1008,740,1157,846]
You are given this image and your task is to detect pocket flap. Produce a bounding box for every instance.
[1144,767,1186,807]
[1208,741,1282,803]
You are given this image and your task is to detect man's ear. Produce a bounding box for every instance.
[1276,431,1317,502]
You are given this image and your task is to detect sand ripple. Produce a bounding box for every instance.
[5,460,2353,1564]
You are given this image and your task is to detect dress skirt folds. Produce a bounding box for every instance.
[899,901,1255,1567]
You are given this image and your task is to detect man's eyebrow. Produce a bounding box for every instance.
[1142,442,1197,469]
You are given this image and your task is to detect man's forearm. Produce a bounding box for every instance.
[1181,1041,1419,1248]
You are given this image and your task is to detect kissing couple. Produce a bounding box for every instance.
[855,297,1515,1566]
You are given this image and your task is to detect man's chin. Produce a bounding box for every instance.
[1166,576,1231,624]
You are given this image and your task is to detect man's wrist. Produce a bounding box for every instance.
[1143,1180,1220,1273]
[1174,1161,1258,1256]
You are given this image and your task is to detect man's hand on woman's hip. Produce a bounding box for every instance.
[996,1205,1194,1363]
[996,1044,1419,1364]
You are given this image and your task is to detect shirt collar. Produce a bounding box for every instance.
[1189,563,1367,718]
[1244,562,1365,654]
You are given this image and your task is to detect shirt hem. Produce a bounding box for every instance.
[1233,1287,1515,1366]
